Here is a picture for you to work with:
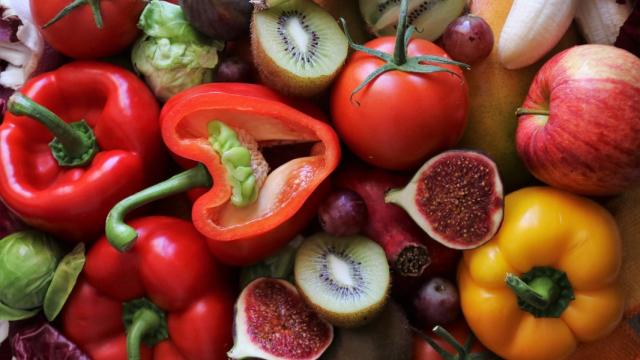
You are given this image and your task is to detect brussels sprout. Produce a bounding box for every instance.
[0,231,85,321]
[0,231,62,311]
[132,0,224,101]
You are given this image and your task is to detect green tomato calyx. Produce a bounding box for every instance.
[339,0,470,103]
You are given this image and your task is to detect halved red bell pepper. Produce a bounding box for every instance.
[61,216,234,360]
[106,83,340,265]
[0,61,165,242]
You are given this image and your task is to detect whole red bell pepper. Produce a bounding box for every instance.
[61,216,234,360]
[106,83,340,265]
[0,61,165,242]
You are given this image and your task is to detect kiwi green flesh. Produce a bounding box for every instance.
[253,0,348,78]
[294,233,390,327]
[362,0,465,40]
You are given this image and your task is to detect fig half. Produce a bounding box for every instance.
[385,150,504,250]
[228,278,334,360]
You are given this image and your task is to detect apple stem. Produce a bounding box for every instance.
[516,108,550,117]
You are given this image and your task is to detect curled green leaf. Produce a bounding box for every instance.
[44,243,86,321]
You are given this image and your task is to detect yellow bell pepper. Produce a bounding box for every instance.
[458,187,624,360]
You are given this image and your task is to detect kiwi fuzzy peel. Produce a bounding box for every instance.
[251,0,348,97]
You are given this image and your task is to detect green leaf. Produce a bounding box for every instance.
[138,0,201,42]
[43,243,86,321]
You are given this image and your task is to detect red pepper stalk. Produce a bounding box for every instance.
[0,62,165,242]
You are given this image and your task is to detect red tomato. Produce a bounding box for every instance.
[412,320,488,360]
[31,0,145,59]
[330,37,469,170]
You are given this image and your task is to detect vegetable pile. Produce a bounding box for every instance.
[0,0,639,359]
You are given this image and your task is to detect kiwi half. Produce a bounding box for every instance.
[294,233,390,328]
[251,0,348,97]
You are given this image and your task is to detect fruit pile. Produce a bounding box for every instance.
[0,0,639,359]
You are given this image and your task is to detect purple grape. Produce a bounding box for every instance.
[318,189,367,237]
[442,15,494,65]
[413,277,460,326]
[214,57,253,83]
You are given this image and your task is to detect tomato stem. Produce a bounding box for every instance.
[338,0,470,103]
[43,0,103,29]
[393,0,410,65]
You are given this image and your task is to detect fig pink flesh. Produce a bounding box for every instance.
[245,280,331,359]
[415,154,501,246]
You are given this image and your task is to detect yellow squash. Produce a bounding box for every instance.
[458,187,624,360]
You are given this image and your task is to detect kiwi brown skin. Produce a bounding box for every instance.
[320,301,413,360]
[297,277,391,328]
[250,10,343,97]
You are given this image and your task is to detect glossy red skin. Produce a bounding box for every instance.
[31,0,145,59]
[161,83,340,266]
[0,62,164,243]
[412,320,486,360]
[516,45,640,196]
[331,37,469,170]
[61,216,234,360]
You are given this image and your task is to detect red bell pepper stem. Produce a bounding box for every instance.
[127,308,162,360]
[7,93,99,167]
[43,0,103,29]
[106,164,212,251]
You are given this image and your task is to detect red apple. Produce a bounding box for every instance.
[516,44,640,196]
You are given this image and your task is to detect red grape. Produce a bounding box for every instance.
[413,277,460,327]
[442,15,494,64]
[318,190,367,237]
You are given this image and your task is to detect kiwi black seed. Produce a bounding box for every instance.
[251,0,348,97]
[294,233,390,328]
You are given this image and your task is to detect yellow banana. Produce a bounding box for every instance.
[498,0,578,70]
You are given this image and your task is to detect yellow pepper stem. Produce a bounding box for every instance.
[505,267,575,318]
[506,274,558,309]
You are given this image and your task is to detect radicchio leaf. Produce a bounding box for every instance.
[0,200,24,238]
[0,9,19,43]
[11,323,90,360]
[615,1,640,56]
[0,0,64,118]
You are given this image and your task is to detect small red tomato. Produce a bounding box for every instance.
[412,320,489,360]
[331,28,469,170]
[31,0,145,59]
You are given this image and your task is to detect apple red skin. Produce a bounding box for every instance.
[516,44,640,196]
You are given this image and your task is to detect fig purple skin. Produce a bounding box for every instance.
[318,189,368,237]
[413,277,460,327]
[180,0,251,40]
[228,278,333,360]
